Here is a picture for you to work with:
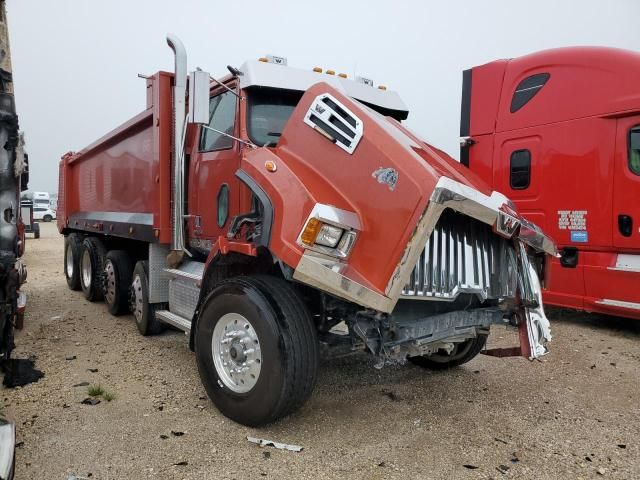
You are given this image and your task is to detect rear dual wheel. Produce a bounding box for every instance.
[64,233,83,290]
[103,250,133,315]
[79,237,106,302]
[131,260,166,336]
[195,276,319,427]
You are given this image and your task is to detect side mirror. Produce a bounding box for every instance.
[188,70,210,124]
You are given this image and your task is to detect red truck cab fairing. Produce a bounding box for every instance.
[462,46,640,319]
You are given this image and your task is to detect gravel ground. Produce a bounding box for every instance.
[2,222,639,479]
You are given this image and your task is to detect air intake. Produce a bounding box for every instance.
[304,93,363,154]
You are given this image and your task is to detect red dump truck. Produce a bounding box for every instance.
[58,35,555,426]
[461,47,640,320]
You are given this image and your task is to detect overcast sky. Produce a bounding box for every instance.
[7,0,640,193]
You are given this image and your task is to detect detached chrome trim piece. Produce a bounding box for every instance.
[0,419,15,480]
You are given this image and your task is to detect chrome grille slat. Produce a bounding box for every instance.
[401,211,517,301]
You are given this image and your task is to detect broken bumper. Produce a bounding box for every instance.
[293,176,554,358]
[0,419,15,480]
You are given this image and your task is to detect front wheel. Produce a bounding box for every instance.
[408,334,488,370]
[43,215,52,222]
[195,276,319,427]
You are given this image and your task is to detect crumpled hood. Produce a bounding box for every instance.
[268,82,544,295]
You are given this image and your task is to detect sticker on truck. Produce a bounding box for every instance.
[570,231,589,243]
[558,210,587,231]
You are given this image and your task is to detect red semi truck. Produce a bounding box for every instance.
[58,36,555,426]
[461,47,640,320]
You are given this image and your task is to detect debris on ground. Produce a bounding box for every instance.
[72,381,90,387]
[0,358,44,387]
[80,398,100,406]
[247,436,303,452]
[463,464,479,469]
[171,430,185,437]
[173,461,188,466]
[65,355,76,361]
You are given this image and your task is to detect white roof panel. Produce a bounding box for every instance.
[238,60,409,117]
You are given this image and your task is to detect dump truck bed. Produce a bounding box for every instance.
[57,72,174,243]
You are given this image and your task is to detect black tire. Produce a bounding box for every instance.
[43,215,52,222]
[64,233,82,290]
[408,334,488,370]
[33,223,40,239]
[103,250,134,316]
[195,275,319,427]
[79,237,106,302]
[131,260,166,335]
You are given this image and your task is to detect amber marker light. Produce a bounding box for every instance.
[338,73,347,78]
[265,160,277,172]
[300,218,322,246]
[378,85,387,90]
[326,70,336,75]
[258,57,268,62]
[313,67,323,73]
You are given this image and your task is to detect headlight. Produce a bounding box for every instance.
[298,207,359,259]
[315,224,343,247]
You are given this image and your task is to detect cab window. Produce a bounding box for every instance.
[247,87,303,147]
[629,126,640,175]
[199,90,237,152]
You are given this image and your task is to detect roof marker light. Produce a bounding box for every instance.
[313,67,323,73]
[378,85,387,90]
[338,73,347,78]
[326,69,335,75]
[258,57,268,63]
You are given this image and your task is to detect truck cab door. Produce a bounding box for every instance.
[188,85,241,246]
[613,117,640,250]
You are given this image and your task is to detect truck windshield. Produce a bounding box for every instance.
[247,88,303,147]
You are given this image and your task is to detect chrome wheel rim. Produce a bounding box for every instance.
[66,244,74,278]
[81,250,92,288]
[104,260,116,305]
[212,313,262,393]
[132,274,144,322]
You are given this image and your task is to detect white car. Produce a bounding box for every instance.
[33,206,56,222]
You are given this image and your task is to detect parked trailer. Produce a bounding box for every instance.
[461,47,640,320]
[58,35,555,426]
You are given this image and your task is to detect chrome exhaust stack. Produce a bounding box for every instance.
[166,33,187,262]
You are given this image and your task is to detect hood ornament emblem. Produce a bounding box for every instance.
[372,167,399,192]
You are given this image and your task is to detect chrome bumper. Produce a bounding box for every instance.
[0,419,15,480]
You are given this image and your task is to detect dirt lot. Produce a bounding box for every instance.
[1,222,639,479]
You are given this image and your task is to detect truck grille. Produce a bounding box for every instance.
[401,210,518,301]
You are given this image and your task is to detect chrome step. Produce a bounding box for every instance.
[155,310,192,333]
[596,299,640,311]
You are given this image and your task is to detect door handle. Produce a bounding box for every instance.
[618,214,633,238]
